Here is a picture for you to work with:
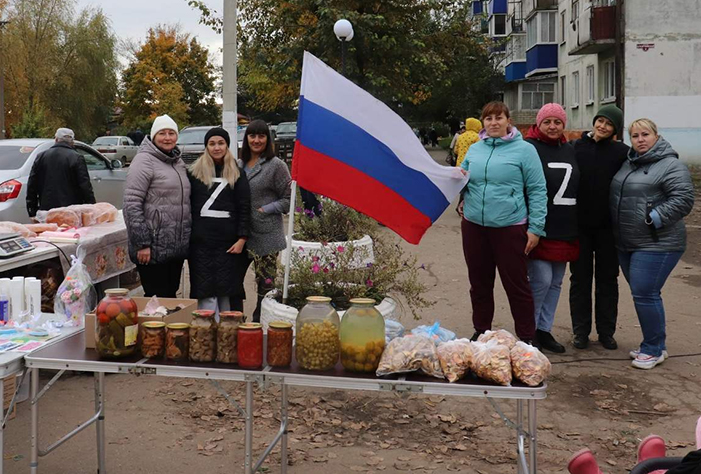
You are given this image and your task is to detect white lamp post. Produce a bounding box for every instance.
[333,19,354,76]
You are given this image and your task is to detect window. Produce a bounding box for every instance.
[521,82,555,110]
[586,65,595,103]
[527,11,558,49]
[572,71,580,106]
[494,14,506,35]
[527,16,537,49]
[560,10,567,43]
[560,75,567,106]
[571,0,579,21]
[602,59,615,100]
[77,148,108,171]
[120,138,129,146]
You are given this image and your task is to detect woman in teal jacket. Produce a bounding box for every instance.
[458,101,548,344]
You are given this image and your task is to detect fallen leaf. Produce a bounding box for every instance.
[606,459,617,466]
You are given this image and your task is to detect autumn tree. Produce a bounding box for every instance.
[0,0,118,139]
[120,25,220,130]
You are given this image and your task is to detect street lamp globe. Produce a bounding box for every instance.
[334,19,353,41]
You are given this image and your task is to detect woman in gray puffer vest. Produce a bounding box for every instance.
[123,115,192,297]
[610,118,694,370]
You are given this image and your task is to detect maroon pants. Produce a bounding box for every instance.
[461,219,536,340]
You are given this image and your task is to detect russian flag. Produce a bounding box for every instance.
[292,52,469,245]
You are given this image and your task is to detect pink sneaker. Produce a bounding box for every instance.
[696,416,701,449]
[638,434,666,462]
[568,448,604,474]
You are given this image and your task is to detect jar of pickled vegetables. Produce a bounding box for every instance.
[166,323,190,362]
[295,296,340,371]
[340,298,385,373]
[189,310,217,362]
[95,289,139,358]
[267,321,293,367]
[237,323,263,369]
[217,311,245,364]
[140,321,166,358]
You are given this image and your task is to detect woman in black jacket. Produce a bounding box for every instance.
[188,128,251,317]
[569,105,628,351]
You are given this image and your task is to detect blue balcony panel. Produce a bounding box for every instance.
[489,0,508,15]
[472,1,484,15]
[505,61,527,82]
[526,44,558,74]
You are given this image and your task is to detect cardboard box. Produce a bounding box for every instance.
[3,375,16,420]
[85,297,197,349]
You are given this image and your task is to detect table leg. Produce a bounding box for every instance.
[516,399,527,474]
[0,375,4,474]
[95,373,106,473]
[30,368,39,474]
[245,380,253,474]
[280,384,288,474]
[528,400,537,474]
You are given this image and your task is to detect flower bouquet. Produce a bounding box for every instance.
[54,255,97,326]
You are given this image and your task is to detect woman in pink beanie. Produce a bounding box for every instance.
[524,103,580,353]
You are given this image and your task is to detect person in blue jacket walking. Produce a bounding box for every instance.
[457,101,548,345]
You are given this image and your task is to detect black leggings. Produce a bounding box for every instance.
[137,259,185,298]
[231,253,277,322]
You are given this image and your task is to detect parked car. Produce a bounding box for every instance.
[275,121,297,161]
[92,136,138,165]
[176,125,218,164]
[0,139,127,224]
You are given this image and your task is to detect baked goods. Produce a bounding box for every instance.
[436,339,474,383]
[510,341,551,386]
[0,221,36,238]
[45,208,81,227]
[40,203,118,228]
[25,223,59,234]
[376,335,443,378]
[477,329,518,350]
[472,340,512,386]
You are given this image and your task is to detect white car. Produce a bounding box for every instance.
[92,136,138,165]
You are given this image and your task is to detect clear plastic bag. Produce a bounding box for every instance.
[376,334,443,378]
[472,339,512,386]
[477,329,518,350]
[385,318,405,344]
[437,339,474,383]
[410,322,456,345]
[510,341,551,387]
[54,253,97,327]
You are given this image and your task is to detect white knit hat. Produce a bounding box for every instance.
[150,115,179,139]
[55,128,75,140]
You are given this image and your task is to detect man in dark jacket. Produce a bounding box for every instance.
[26,128,96,217]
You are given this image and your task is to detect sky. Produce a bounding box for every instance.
[75,0,225,65]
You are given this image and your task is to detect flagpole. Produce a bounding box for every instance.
[282,180,297,303]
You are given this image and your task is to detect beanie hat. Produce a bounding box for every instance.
[536,103,567,128]
[204,127,231,148]
[593,104,624,136]
[150,114,179,139]
[465,118,482,133]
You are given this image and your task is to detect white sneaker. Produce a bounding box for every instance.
[629,348,668,360]
[632,353,666,370]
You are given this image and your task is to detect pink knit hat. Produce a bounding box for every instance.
[536,103,567,128]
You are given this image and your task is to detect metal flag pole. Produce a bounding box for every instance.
[282,180,297,303]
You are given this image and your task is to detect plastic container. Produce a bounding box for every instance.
[237,323,263,369]
[94,289,139,358]
[340,298,386,372]
[267,321,293,367]
[217,311,245,364]
[189,310,217,362]
[166,323,190,362]
[295,296,340,371]
[140,321,166,358]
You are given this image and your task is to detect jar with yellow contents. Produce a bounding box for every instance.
[339,298,386,373]
[295,296,340,371]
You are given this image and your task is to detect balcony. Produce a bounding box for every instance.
[568,4,616,55]
[471,0,484,16]
[507,13,524,35]
[522,0,558,19]
[488,0,508,15]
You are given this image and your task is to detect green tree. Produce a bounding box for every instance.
[120,25,220,130]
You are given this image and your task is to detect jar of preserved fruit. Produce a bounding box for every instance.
[267,321,293,367]
[237,323,263,369]
[140,321,166,358]
[340,298,386,373]
[217,311,245,364]
[95,288,139,358]
[295,296,340,371]
[189,310,217,362]
[166,323,190,362]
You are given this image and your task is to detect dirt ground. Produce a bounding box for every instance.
[4,152,701,474]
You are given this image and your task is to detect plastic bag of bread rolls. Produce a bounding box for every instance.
[436,339,474,383]
[472,339,512,385]
[510,341,551,387]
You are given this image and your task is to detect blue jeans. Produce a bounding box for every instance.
[528,260,567,333]
[618,251,683,357]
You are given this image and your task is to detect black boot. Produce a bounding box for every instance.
[470,330,485,342]
[536,330,566,353]
[598,335,618,350]
[573,334,589,349]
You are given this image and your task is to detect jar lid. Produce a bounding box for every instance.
[269,321,293,330]
[306,296,332,303]
[192,309,215,318]
[104,288,129,296]
[142,321,166,329]
[166,323,190,330]
[220,311,245,319]
[350,298,376,305]
[239,323,262,330]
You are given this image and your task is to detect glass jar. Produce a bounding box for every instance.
[340,298,386,373]
[295,296,340,371]
[189,310,217,362]
[237,323,263,369]
[140,321,166,358]
[267,321,293,367]
[217,311,245,364]
[166,323,190,362]
[95,288,139,358]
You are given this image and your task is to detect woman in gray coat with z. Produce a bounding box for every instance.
[610,118,694,370]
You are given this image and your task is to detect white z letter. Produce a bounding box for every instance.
[548,163,576,206]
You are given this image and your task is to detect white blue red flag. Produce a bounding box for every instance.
[292,52,469,244]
